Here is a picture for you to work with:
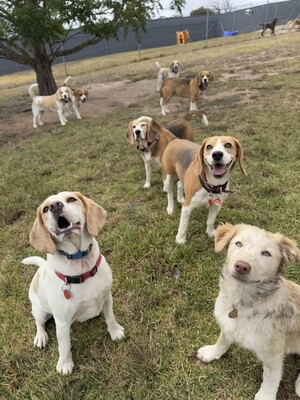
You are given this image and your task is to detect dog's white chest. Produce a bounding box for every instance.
[191,188,228,207]
[142,152,160,165]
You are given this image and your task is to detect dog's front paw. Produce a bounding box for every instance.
[197,345,221,363]
[167,206,174,215]
[175,234,186,244]
[144,182,151,188]
[34,331,49,348]
[255,389,276,400]
[295,374,300,396]
[109,323,125,341]
[206,228,216,238]
[56,358,74,375]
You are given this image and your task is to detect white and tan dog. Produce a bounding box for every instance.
[161,136,246,243]
[126,113,208,188]
[22,192,124,375]
[62,76,89,120]
[29,83,72,128]
[155,60,181,92]
[160,70,213,116]
[198,223,300,400]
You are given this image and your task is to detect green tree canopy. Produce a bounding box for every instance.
[190,7,215,16]
[0,0,185,94]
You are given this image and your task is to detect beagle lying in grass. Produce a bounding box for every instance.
[160,70,213,116]
[126,112,208,188]
[62,76,89,120]
[22,192,124,375]
[161,136,246,243]
[155,60,181,92]
[29,83,72,128]
[198,223,300,400]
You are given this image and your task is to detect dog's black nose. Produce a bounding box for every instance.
[212,151,223,161]
[49,201,64,213]
[234,260,251,275]
[135,129,141,137]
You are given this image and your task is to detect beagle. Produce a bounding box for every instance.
[126,113,208,188]
[62,76,89,120]
[160,70,213,116]
[198,223,300,400]
[155,60,181,92]
[29,83,72,128]
[161,136,246,243]
[22,192,124,374]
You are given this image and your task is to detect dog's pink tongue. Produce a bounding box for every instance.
[212,164,226,176]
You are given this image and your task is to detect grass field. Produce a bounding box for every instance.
[1,30,300,400]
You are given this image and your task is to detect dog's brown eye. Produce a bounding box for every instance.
[67,197,77,203]
[225,143,232,148]
[43,206,49,213]
[262,250,272,257]
[132,125,136,129]
[235,241,242,247]
[206,144,213,150]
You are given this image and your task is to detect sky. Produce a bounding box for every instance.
[157,0,288,16]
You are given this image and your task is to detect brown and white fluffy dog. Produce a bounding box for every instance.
[126,113,208,188]
[198,223,300,400]
[161,136,246,244]
[29,83,72,128]
[155,60,181,92]
[160,70,213,116]
[62,76,89,120]
[22,192,124,375]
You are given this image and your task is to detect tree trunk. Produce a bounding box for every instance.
[33,59,57,96]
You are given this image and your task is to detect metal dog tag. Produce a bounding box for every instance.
[208,194,214,207]
[228,308,238,318]
[215,197,222,206]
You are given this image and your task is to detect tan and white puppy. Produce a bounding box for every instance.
[155,60,181,92]
[63,76,89,119]
[126,113,208,188]
[160,70,213,116]
[198,223,300,400]
[161,136,246,243]
[22,192,124,375]
[29,83,72,128]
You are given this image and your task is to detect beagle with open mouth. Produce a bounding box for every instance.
[62,76,89,120]
[126,112,208,188]
[160,70,213,116]
[22,192,124,375]
[161,136,247,243]
[29,83,73,128]
[155,60,181,92]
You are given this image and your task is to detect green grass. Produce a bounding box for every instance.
[1,31,300,400]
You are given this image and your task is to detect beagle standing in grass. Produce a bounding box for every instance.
[29,83,72,128]
[155,60,181,92]
[160,70,213,116]
[198,223,300,400]
[22,192,124,375]
[161,136,246,244]
[62,76,89,120]
[126,112,208,188]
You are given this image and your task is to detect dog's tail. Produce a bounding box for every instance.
[184,111,208,126]
[63,76,72,86]
[28,83,39,99]
[155,61,161,70]
[22,256,47,269]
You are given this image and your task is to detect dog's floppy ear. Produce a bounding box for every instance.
[194,138,207,175]
[30,207,56,254]
[209,71,214,82]
[55,88,62,100]
[125,122,134,144]
[234,139,247,175]
[278,235,300,267]
[148,119,163,142]
[215,223,239,252]
[66,87,73,97]
[75,192,107,236]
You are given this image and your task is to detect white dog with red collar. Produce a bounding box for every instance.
[22,191,124,375]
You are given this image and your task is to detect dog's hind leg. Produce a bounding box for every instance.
[102,292,125,341]
[197,330,233,362]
